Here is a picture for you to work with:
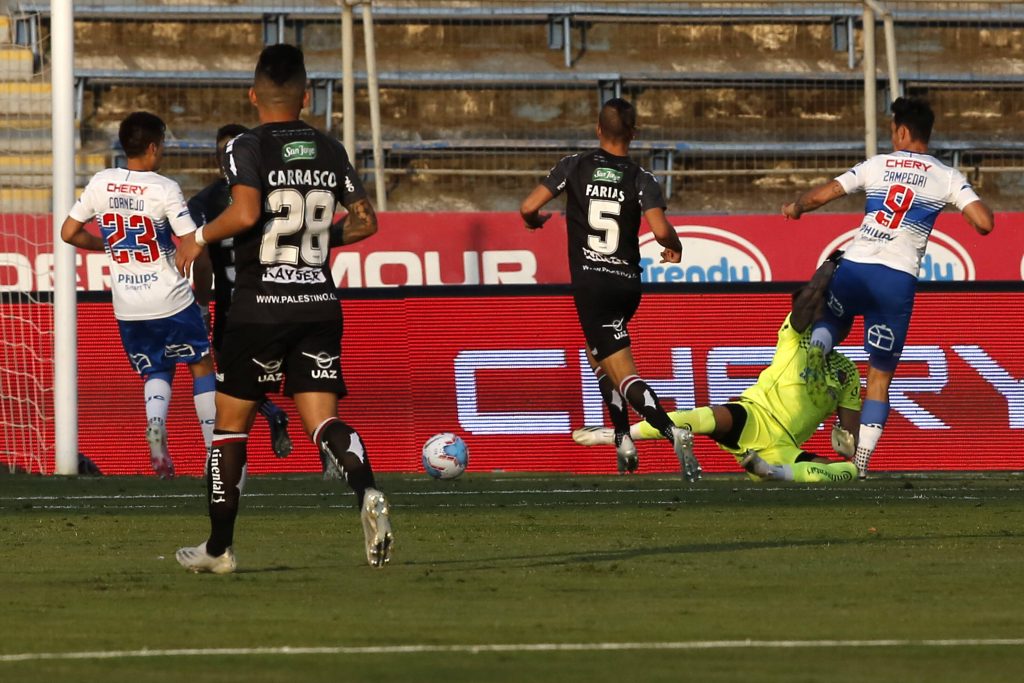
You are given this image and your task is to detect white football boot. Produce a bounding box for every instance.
[673,427,701,482]
[571,426,615,447]
[150,454,175,479]
[616,434,638,474]
[147,421,175,479]
[176,541,236,574]
[361,488,394,568]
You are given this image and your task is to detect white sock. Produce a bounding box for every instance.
[193,390,216,453]
[855,423,885,476]
[144,376,172,461]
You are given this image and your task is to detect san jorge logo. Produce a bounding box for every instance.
[282,141,317,163]
[816,228,976,281]
[591,167,623,184]
[638,225,772,282]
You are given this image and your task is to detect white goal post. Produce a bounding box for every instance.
[51,0,77,475]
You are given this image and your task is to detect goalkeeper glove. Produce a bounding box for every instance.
[831,421,856,458]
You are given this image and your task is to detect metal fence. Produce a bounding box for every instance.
[8,0,1023,213]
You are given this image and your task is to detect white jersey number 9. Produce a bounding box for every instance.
[260,188,335,267]
[587,199,621,255]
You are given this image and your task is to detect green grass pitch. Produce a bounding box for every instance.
[1,471,1023,682]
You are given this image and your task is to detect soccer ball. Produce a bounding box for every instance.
[422,432,469,480]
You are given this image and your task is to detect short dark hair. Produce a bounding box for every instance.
[118,112,166,158]
[598,98,637,143]
[253,43,307,107]
[216,123,249,143]
[892,96,934,143]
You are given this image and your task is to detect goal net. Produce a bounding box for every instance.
[0,7,54,473]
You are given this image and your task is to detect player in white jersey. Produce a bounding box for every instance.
[60,112,217,478]
[781,97,994,478]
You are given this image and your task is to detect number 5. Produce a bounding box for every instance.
[587,199,621,254]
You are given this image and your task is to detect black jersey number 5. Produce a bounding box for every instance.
[587,199,621,255]
[260,188,335,267]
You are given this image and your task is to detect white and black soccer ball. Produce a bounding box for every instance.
[422,432,469,480]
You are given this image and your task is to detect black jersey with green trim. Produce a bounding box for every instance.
[222,121,365,323]
[541,149,665,289]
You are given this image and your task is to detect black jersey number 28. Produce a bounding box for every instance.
[260,188,334,267]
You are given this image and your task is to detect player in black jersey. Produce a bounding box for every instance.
[188,123,295,463]
[174,44,393,572]
[520,98,701,480]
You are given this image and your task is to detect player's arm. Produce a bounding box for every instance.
[520,184,554,230]
[522,154,576,230]
[790,256,839,332]
[191,249,213,307]
[335,198,378,245]
[962,199,994,235]
[61,180,104,251]
[177,184,261,277]
[782,179,846,220]
[59,216,104,251]
[644,207,682,264]
[186,195,215,306]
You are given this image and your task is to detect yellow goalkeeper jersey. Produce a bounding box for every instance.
[740,314,862,446]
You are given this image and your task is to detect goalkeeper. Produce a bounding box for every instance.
[574,255,860,483]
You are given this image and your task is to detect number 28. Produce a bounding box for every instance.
[260,188,335,267]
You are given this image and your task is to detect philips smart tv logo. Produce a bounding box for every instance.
[638,225,772,283]
[817,228,976,281]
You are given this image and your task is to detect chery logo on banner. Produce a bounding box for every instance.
[46,291,1024,477]
[818,228,977,281]
[639,225,772,282]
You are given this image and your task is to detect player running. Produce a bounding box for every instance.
[174,44,392,572]
[782,96,994,478]
[60,111,216,478]
[520,97,700,481]
[574,256,861,483]
[188,123,295,463]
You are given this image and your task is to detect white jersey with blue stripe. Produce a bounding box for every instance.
[834,150,980,277]
[69,168,198,321]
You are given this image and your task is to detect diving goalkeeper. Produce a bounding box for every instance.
[574,255,860,483]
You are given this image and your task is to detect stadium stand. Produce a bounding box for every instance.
[7,1,1024,212]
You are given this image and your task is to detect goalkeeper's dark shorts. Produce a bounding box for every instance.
[216,318,347,401]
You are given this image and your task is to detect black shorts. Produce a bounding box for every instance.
[216,318,347,401]
[573,287,642,361]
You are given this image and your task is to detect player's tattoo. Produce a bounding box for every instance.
[341,199,378,245]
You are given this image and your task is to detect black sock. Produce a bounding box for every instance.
[595,369,630,443]
[207,430,248,556]
[314,418,377,508]
[619,375,675,441]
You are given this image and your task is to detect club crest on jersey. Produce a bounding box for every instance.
[591,167,623,184]
[282,141,317,163]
